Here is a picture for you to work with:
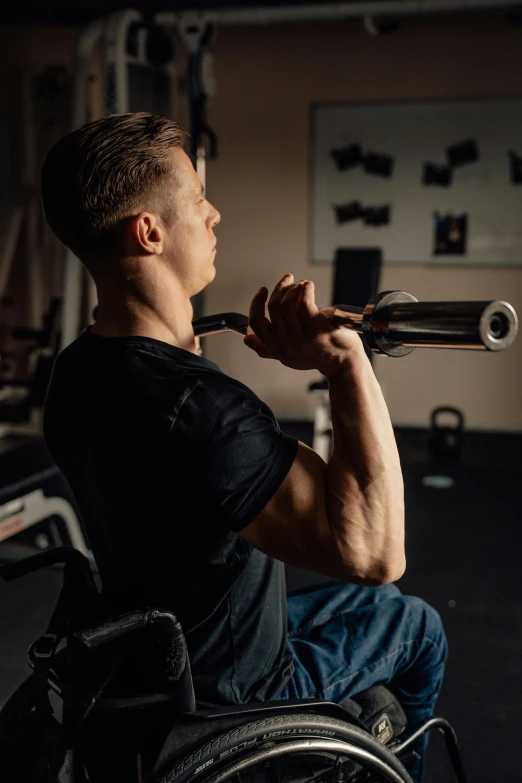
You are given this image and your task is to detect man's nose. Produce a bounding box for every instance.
[211,206,221,226]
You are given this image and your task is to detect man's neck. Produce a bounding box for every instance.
[91,272,198,354]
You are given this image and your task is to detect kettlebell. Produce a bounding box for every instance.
[428,406,465,461]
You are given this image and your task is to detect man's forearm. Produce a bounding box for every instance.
[325,349,405,584]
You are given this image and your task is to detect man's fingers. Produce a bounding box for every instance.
[248,277,325,362]
[268,273,295,306]
[243,333,274,359]
[279,282,306,349]
[249,287,276,352]
[298,281,322,330]
[268,274,295,333]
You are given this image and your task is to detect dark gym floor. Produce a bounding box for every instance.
[1,424,521,782]
[281,422,522,783]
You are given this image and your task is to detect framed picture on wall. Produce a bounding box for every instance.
[310,97,522,266]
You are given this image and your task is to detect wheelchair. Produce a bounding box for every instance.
[0,547,468,783]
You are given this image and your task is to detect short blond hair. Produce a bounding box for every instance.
[41,112,187,262]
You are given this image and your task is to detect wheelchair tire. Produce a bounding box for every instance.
[154,712,414,783]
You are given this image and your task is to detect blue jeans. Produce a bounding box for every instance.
[278,580,448,782]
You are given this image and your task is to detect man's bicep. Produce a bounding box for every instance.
[237,441,349,580]
[175,379,298,531]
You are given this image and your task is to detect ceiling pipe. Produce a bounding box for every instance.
[156,0,522,28]
[363,14,402,34]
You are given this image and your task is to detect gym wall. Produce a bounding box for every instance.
[204,11,522,431]
[1,13,521,431]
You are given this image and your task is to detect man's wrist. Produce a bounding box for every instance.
[322,343,370,382]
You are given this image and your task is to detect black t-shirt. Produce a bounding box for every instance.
[43,330,298,706]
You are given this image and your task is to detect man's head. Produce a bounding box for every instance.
[41,112,220,297]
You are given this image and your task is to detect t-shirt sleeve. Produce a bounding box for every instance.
[172,377,299,532]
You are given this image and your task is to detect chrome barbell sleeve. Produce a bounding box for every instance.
[192,291,519,357]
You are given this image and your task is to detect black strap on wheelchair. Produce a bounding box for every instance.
[2,547,100,681]
[1,547,127,779]
[2,547,97,647]
[0,671,45,736]
[0,546,94,584]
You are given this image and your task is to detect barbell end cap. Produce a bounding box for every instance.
[479,301,518,351]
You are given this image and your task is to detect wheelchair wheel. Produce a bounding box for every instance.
[155,713,414,783]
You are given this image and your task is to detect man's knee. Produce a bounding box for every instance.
[384,582,402,600]
[402,595,448,663]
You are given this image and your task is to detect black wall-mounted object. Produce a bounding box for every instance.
[423,163,453,187]
[333,201,363,223]
[361,205,391,227]
[362,152,394,178]
[446,139,479,167]
[330,144,363,171]
[332,248,382,361]
[508,151,522,184]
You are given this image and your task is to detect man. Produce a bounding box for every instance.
[41,112,447,782]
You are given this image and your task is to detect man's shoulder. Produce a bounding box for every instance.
[115,342,260,407]
[175,372,269,430]
[50,332,267,427]
[54,331,245,391]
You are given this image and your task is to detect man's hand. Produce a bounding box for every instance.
[244,273,365,376]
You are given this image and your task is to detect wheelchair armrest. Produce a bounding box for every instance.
[78,606,177,647]
[77,608,196,714]
[76,608,191,682]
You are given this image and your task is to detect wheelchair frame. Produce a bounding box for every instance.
[0,547,468,783]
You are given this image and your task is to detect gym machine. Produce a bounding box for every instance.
[0,67,70,434]
[2,10,214,556]
[0,439,88,557]
[61,10,217,348]
[61,10,179,350]
[0,68,88,557]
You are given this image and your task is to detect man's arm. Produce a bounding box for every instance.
[237,275,405,586]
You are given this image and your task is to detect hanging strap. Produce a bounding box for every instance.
[1,547,126,778]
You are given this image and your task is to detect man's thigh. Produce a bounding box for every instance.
[283,580,444,703]
[287,579,402,637]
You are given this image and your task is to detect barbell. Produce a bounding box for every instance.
[192,290,519,357]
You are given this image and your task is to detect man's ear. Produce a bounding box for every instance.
[130,212,163,255]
